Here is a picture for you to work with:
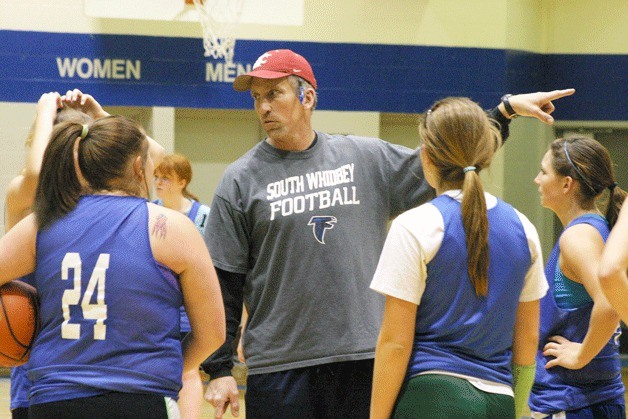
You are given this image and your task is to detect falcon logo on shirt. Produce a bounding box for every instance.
[308,216,337,244]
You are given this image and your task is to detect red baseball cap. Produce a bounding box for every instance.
[233,49,317,91]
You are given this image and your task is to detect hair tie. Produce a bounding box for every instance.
[423,108,433,126]
[463,166,476,174]
[80,124,89,139]
[608,182,618,191]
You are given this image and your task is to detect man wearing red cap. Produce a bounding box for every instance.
[200,48,575,418]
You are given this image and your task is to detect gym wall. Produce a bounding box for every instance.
[0,0,626,256]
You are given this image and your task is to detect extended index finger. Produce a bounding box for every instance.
[540,88,575,101]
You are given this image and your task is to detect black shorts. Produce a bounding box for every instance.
[29,392,179,419]
[245,358,374,419]
[11,407,28,419]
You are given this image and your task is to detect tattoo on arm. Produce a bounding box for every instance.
[152,214,167,239]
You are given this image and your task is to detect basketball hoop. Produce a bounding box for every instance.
[192,0,245,64]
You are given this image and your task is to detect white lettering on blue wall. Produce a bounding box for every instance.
[206,62,252,82]
[56,58,141,80]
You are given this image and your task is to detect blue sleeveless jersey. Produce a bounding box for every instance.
[529,214,624,413]
[406,195,531,385]
[28,195,184,405]
[10,273,35,410]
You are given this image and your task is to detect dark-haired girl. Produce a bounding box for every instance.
[529,136,626,418]
[0,115,225,418]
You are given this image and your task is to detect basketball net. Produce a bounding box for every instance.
[192,0,245,65]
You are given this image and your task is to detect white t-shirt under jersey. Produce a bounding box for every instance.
[370,190,548,396]
[371,190,547,305]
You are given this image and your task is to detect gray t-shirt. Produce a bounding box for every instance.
[207,131,433,374]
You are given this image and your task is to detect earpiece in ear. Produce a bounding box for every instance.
[299,86,305,103]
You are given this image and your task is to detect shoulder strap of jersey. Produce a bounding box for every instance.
[187,200,201,222]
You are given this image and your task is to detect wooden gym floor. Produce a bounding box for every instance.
[0,365,626,417]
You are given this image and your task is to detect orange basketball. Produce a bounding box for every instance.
[0,280,40,367]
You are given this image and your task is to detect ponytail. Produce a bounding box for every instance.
[606,185,626,229]
[34,115,148,229]
[420,97,501,297]
[34,122,84,229]
[461,167,489,296]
